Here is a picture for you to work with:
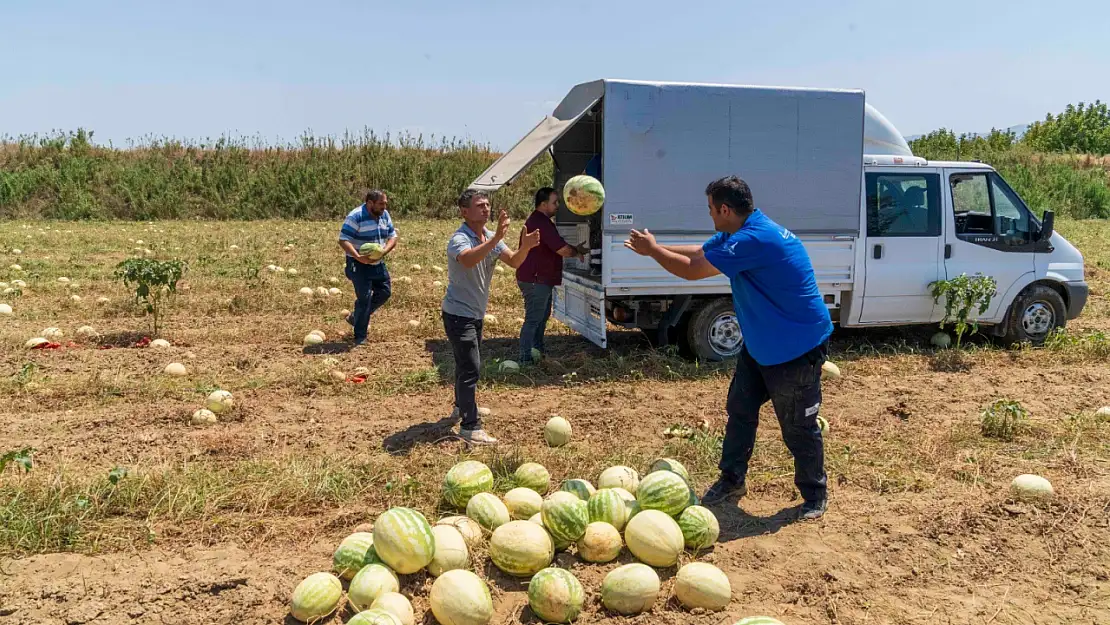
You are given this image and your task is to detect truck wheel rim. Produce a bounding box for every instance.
[709,313,743,356]
[1021,301,1054,336]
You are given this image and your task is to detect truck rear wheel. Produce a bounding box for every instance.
[686,298,743,361]
[1001,284,1066,346]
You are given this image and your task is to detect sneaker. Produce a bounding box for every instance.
[449,406,491,421]
[702,476,747,505]
[800,499,828,520]
[460,428,498,446]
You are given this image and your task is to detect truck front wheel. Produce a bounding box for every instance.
[686,298,743,361]
[1001,284,1066,346]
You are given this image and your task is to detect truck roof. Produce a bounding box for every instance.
[864,154,995,169]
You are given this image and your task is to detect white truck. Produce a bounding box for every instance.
[471,79,1088,360]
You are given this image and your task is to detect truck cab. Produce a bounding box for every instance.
[470,79,1087,360]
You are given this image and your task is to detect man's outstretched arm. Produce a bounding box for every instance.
[624,229,720,281]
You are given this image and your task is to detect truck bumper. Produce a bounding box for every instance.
[1064,281,1089,320]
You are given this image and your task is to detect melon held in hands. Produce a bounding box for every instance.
[360,242,385,260]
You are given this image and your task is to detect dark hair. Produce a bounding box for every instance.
[534,187,556,208]
[457,188,489,209]
[705,176,754,215]
[365,189,387,203]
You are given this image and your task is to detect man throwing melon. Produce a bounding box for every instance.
[338,189,398,346]
[624,175,832,520]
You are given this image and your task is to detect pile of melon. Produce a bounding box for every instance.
[287,448,785,624]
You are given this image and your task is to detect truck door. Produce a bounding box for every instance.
[943,169,1036,320]
[859,170,945,323]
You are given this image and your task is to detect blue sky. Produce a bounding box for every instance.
[2,0,1107,149]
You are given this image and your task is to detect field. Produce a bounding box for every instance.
[1,218,1109,625]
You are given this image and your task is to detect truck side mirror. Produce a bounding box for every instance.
[1038,210,1055,241]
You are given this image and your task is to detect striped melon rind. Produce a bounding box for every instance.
[528,567,585,624]
[588,488,631,530]
[677,505,720,550]
[333,532,376,580]
[489,520,555,577]
[467,492,511,531]
[540,496,589,544]
[371,507,435,574]
[637,470,692,517]
[289,572,343,623]
[624,509,684,567]
[559,479,596,501]
[442,460,494,509]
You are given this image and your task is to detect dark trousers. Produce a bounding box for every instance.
[517,281,554,361]
[345,257,391,340]
[721,341,829,502]
[442,311,484,430]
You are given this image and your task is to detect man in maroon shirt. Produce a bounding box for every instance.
[516,187,587,363]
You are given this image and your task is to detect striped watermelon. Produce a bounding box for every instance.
[466,492,511,531]
[348,609,403,625]
[429,569,494,625]
[443,460,494,509]
[733,618,786,625]
[489,520,555,577]
[675,562,731,611]
[435,515,484,549]
[428,524,469,577]
[598,465,640,493]
[648,457,690,482]
[503,487,544,520]
[289,572,343,623]
[348,564,400,611]
[514,462,551,494]
[528,513,571,551]
[601,563,660,615]
[577,521,623,563]
[677,505,720,549]
[528,567,584,624]
[611,487,641,521]
[624,509,685,567]
[588,488,631,530]
[559,478,596,500]
[637,470,692,516]
[372,507,436,574]
[541,495,589,543]
[333,532,376,580]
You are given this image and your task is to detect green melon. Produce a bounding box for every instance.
[333,532,376,580]
[289,572,343,623]
[540,495,588,544]
[504,487,544,520]
[528,567,584,624]
[489,520,555,577]
[514,462,551,493]
[466,492,511,531]
[648,457,690,482]
[348,564,400,612]
[624,509,684,567]
[443,460,494,509]
[601,563,659,615]
[677,505,720,550]
[359,242,385,260]
[559,478,596,501]
[544,416,572,446]
[588,488,631,530]
[597,465,640,494]
[563,174,606,216]
[637,470,692,516]
[348,608,402,625]
[372,507,436,574]
[528,513,571,551]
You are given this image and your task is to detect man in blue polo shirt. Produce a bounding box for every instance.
[338,189,398,346]
[624,175,832,520]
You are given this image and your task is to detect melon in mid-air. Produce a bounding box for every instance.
[577,521,623,563]
[360,242,385,260]
[332,532,377,580]
[624,509,685,567]
[544,416,572,447]
[674,562,732,611]
[489,520,554,577]
[429,570,494,625]
[428,524,470,577]
[503,487,544,520]
[466,492,511,532]
[372,507,436,574]
[677,505,720,550]
[601,563,660,616]
[347,564,400,612]
[598,465,639,494]
[637,470,692,517]
[528,567,584,624]
[289,572,343,623]
[1010,474,1054,502]
[206,390,233,414]
[442,460,494,508]
[513,462,551,494]
[563,174,605,216]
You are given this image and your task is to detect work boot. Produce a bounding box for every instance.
[702,475,747,505]
[800,499,827,520]
[460,428,498,446]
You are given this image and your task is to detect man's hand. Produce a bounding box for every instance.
[494,209,511,241]
[624,228,659,257]
[354,254,373,264]
[520,227,541,251]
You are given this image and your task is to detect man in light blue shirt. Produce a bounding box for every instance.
[625,175,832,520]
[337,189,398,345]
[442,189,540,445]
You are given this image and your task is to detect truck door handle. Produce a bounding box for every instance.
[944,244,952,259]
[873,244,883,260]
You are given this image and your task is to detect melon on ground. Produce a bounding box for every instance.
[598,465,640,493]
[528,513,571,552]
[489,520,554,577]
[541,495,588,544]
[637,470,692,516]
[436,515,484,549]
[674,562,731,611]
[429,569,494,625]
[677,505,720,550]
[513,462,550,494]
[428,524,469,577]
[559,478,595,501]
[443,460,494,509]
[348,609,402,625]
[528,567,584,624]
[648,457,690,482]
[601,563,659,615]
[1010,474,1054,502]
[348,564,400,611]
[588,488,631,530]
[466,492,511,531]
[289,572,343,623]
[371,593,415,625]
[821,360,841,379]
[624,509,684,567]
[332,531,376,580]
[372,507,435,574]
[544,416,572,446]
[504,487,544,520]
[577,521,623,563]
[733,618,786,625]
